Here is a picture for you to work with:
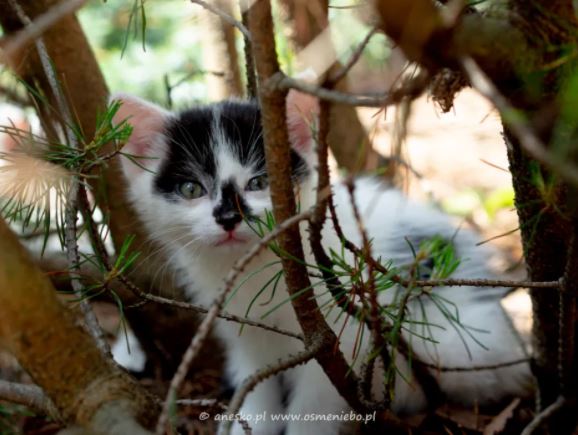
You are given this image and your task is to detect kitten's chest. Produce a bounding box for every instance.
[184,250,297,323]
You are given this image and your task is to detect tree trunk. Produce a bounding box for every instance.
[0,217,158,433]
[374,0,578,431]
[199,0,244,99]
[279,0,375,172]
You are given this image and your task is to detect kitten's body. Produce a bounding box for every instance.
[113,94,531,435]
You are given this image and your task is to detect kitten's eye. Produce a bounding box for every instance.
[246,175,268,191]
[177,181,205,199]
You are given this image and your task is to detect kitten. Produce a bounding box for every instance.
[111,92,532,435]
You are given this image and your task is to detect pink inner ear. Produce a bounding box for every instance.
[110,93,168,161]
[286,90,319,153]
[1,118,29,153]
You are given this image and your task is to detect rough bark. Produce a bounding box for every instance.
[0,217,158,433]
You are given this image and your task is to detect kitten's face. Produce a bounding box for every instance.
[112,94,318,254]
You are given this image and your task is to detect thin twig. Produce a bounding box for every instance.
[164,69,225,108]
[327,181,559,291]
[269,72,429,108]
[359,347,378,403]
[462,56,578,187]
[345,178,395,405]
[0,0,87,63]
[308,98,360,319]
[221,341,323,435]
[411,277,559,289]
[329,27,379,85]
[307,97,388,408]
[119,276,303,341]
[64,176,109,352]
[155,208,314,435]
[558,221,578,395]
[189,0,251,41]
[520,395,566,435]
[0,380,59,419]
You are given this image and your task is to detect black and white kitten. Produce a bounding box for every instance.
[111,91,531,435]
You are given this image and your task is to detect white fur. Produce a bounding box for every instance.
[112,327,146,373]
[115,96,532,435]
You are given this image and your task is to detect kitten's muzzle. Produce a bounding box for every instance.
[214,210,243,231]
[213,180,249,232]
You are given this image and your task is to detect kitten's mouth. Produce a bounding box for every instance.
[215,231,247,247]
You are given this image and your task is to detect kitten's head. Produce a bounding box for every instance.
[111,91,318,254]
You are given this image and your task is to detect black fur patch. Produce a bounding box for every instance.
[212,180,250,231]
[154,100,310,199]
[154,106,216,197]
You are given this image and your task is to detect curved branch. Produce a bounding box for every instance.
[0,380,58,418]
[0,217,158,432]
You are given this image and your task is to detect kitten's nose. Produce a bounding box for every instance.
[214,210,242,231]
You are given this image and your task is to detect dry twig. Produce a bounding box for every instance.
[221,342,322,435]
[520,395,566,435]
[329,26,379,85]
[0,380,59,418]
[269,72,429,107]
[462,57,578,187]
[189,0,251,41]
[239,0,257,98]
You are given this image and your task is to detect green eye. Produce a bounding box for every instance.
[177,181,205,199]
[246,174,268,191]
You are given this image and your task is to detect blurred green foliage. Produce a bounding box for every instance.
[442,186,515,221]
[77,0,388,107]
[79,0,207,105]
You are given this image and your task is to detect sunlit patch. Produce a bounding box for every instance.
[0,152,71,212]
[501,288,533,354]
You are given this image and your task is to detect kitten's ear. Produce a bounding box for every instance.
[110,92,171,176]
[286,74,319,154]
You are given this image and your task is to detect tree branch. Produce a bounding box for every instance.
[190,0,251,41]
[240,0,257,98]
[0,380,58,418]
[521,395,567,435]
[462,57,578,188]
[269,71,429,107]
[222,341,322,434]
